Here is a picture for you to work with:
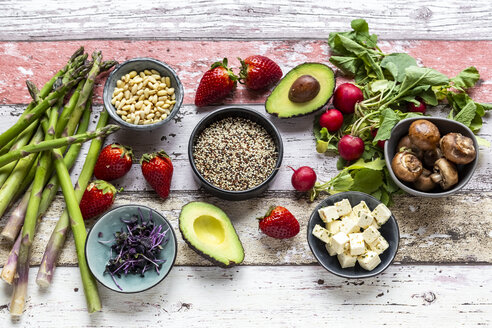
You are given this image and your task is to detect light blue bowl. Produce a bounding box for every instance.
[103,57,184,130]
[85,205,177,293]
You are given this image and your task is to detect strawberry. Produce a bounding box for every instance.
[239,55,282,90]
[94,143,133,181]
[80,180,118,220]
[141,150,173,199]
[195,58,238,107]
[258,206,300,239]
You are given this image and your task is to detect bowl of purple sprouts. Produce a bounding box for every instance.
[85,205,177,293]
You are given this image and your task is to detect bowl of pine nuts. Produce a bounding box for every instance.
[103,58,183,129]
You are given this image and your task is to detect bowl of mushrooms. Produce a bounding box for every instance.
[384,117,479,197]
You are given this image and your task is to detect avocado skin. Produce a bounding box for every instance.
[265,62,336,118]
[179,201,244,268]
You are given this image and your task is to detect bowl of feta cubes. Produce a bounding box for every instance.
[307,191,399,279]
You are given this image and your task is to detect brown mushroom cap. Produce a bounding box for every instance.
[408,119,441,151]
[423,147,443,168]
[430,158,459,190]
[397,135,423,159]
[440,133,476,165]
[391,151,423,182]
[413,168,437,191]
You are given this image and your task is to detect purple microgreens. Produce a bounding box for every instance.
[101,208,169,290]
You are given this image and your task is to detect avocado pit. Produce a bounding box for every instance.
[288,75,320,103]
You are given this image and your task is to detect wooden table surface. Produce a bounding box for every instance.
[1,1,491,327]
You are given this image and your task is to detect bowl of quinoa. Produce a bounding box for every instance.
[188,107,283,200]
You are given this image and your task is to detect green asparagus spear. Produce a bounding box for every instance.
[52,148,102,313]
[0,78,82,149]
[9,102,60,315]
[0,127,44,219]
[58,51,102,138]
[0,124,120,168]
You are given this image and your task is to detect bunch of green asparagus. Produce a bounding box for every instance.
[0,47,119,316]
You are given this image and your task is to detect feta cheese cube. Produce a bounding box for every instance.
[357,251,381,271]
[372,203,391,226]
[369,236,389,255]
[325,243,337,256]
[352,201,370,216]
[326,220,342,234]
[369,219,381,230]
[312,224,332,244]
[337,251,357,268]
[349,233,366,256]
[331,232,349,255]
[356,211,374,229]
[340,216,360,234]
[318,206,339,223]
[334,199,352,217]
[362,226,381,244]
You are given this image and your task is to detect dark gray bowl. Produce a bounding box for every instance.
[384,117,479,197]
[188,106,283,201]
[307,192,399,279]
[103,58,184,130]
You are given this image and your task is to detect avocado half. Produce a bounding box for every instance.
[265,63,335,118]
[179,201,244,267]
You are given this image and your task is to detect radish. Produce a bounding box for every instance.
[407,98,426,113]
[319,108,344,132]
[338,135,364,161]
[371,128,386,149]
[289,166,317,192]
[333,83,364,114]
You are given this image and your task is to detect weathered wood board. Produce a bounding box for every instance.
[0,40,491,105]
[1,0,492,41]
[1,191,491,267]
[0,265,491,327]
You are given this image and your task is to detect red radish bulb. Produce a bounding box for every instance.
[289,166,317,192]
[338,135,365,161]
[371,128,386,149]
[319,109,344,132]
[333,83,364,114]
[407,98,426,113]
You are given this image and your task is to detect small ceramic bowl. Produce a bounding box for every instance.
[85,205,177,293]
[384,117,479,197]
[188,106,284,201]
[103,58,184,130]
[307,191,399,279]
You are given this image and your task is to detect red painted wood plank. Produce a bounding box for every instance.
[0,40,490,105]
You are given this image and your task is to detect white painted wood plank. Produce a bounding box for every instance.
[1,191,491,266]
[0,265,490,327]
[1,0,492,41]
[0,104,491,192]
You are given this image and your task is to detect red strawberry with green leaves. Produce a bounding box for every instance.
[94,143,133,181]
[239,55,282,90]
[195,58,238,107]
[80,180,118,220]
[141,150,173,199]
[258,206,300,239]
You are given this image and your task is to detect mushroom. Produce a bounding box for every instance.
[408,119,441,151]
[391,151,423,182]
[430,158,459,190]
[423,147,443,168]
[397,135,423,159]
[440,133,476,165]
[413,168,437,191]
